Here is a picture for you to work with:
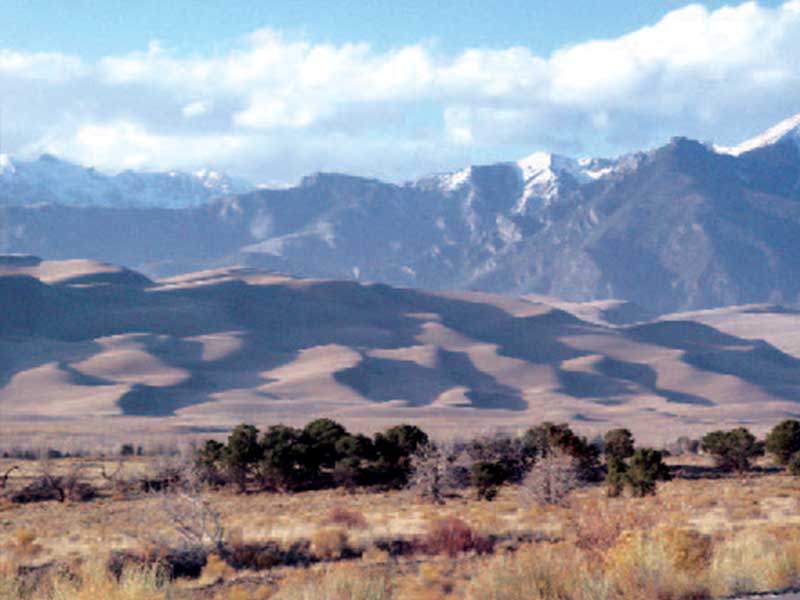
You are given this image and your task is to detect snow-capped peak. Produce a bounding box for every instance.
[0,154,254,207]
[716,112,800,156]
[512,152,594,212]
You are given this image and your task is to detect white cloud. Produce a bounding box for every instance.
[182,100,211,119]
[2,1,800,182]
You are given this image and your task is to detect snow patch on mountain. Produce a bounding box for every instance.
[716,113,800,156]
[0,154,253,208]
[513,153,594,213]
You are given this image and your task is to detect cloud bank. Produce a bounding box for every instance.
[2,1,800,182]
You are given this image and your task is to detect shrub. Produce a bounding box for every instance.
[520,450,581,506]
[470,461,505,501]
[702,428,763,474]
[465,542,606,600]
[408,442,459,503]
[626,448,671,497]
[335,434,375,462]
[326,507,367,530]
[303,418,349,470]
[224,423,262,492]
[47,559,173,600]
[120,443,136,457]
[311,527,349,560]
[10,463,96,503]
[569,498,657,557]
[604,531,710,599]
[662,528,712,576]
[273,563,391,600]
[709,526,800,596]
[789,452,800,476]
[422,516,492,557]
[259,425,311,492]
[603,428,635,461]
[522,422,599,480]
[194,439,226,487]
[332,456,363,490]
[466,432,528,482]
[604,456,628,497]
[765,419,800,466]
[378,424,429,456]
[370,424,430,488]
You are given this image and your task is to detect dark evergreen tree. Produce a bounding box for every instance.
[224,423,262,492]
[701,428,763,474]
[765,419,800,466]
[626,448,671,497]
[603,428,635,462]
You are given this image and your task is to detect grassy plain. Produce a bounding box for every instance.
[2,454,800,599]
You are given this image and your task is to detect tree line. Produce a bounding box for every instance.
[191,418,800,501]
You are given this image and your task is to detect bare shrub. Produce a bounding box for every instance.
[520,450,581,506]
[159,492,226,554]
[0,466,18,490]
[408,442,470,503]
[10,460,95,503]
[142,454,188,493]
[568,498,657,557]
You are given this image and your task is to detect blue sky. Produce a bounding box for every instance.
[3,1,785,58]
[1,1,798,182]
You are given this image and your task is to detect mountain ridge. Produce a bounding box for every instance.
[1,114,800,313]
[0,153,253,208]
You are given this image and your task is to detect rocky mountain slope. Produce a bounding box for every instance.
[2,114,800,313]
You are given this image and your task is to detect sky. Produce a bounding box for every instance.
[1,0,798,183]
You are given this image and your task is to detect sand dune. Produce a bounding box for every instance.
[2,257,800,444]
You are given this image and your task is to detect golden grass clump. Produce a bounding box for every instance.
[603,530,710,599]
[311,526,349,560]
[273,563,392,600]
[465,542,607,600]
[6,529,43,559]
[708,525,800,596]
[199,552,235,585]
[395,563,461,600]
[660,527,713,576]
[0,559,172,600]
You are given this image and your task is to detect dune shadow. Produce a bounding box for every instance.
[595,357,714,406]
[333,349,527,411]
[626,321,800,403]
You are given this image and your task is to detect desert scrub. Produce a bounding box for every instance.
[604,530,710,599]
[465,542,608,600]
[709,525,800,596]
[311,526,350,560]
[273,563,392,600]
[0,558,172,600]
[395,563,463,600]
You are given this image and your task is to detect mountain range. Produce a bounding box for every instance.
[2,114,800,313]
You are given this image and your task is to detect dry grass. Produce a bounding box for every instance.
[2,455,800,598]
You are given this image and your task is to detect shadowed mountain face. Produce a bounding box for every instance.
[2,130,800,313]
[3,258,800,441]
